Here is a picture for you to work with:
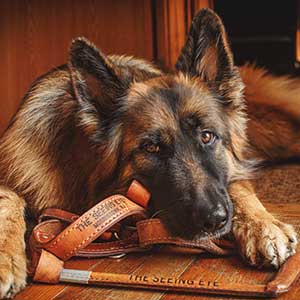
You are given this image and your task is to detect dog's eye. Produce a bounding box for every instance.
[201,131,216,145]
[144,143,160,154]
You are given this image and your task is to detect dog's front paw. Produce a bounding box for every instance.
[233,212,297,268]
[0,252,27,299]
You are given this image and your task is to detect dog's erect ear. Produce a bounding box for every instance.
[176,9,243,103]
[69,37,126,117]
[176,9,233,81]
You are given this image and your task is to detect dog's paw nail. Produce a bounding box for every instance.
[0,273,14,299]
[233,217,297,268]
[288,248,296,256]
[0,255,27,299]
[0,277,26,299]
[270,260,279,269]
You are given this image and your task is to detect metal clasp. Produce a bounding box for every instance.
[108,231,127,259]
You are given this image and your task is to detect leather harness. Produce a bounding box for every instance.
[28,180,300,297]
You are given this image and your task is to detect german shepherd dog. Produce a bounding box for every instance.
[0,9,299,298]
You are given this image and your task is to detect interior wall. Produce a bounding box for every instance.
[0,0,212,135]
[0,0,154,135]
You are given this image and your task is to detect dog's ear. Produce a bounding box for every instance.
[69,37,126,117]
[176,9,233,81]
[176,9,243,103]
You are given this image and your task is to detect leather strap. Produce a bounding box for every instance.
[38,208,79,223]
[38,209,121,241]
[85,250,300,298]
[33,250,64,283]
[126,180,150,208]
[30,181,233,281]
[29,180,300,297]
[44,195,145,261]
[32,194,146,281]
[35,248,300,297]
[31,179,234,260]
[30,218,234,259]
[136,219,234,255]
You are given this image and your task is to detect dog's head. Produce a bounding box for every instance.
[69,9,250,240]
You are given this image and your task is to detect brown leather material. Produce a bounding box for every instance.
[76,236,149,257]
[31,218,234,259]
[38,208,121,241]
[265,247,300,294]
[28,180,300,297]
[31,220,144,257]
[30,181,233,263]
[126,180,150,208]
[40,249,300,298]
[33,250,64,283]
[137,219,235,255]
[38,208,79,223]
[33,220,67,245]
[87,272,268,297]
[34,184,234,258]
[44,195,145,261]
[84,251,300,297]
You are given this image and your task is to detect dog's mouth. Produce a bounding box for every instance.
[150,197,234,242]
[160,212,233,242]
[193,214,232,241]
[194,198,234,241]
[128,178,233,241]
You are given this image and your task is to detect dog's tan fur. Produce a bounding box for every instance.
[0,9,299,298]
[241,65,300,161]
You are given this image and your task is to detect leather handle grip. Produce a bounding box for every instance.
[266,250,300,295]
[33,250,64,283]
[71,270,269,297]
[58,251,300,298]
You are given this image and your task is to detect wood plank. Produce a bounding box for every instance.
[264,202,300,218]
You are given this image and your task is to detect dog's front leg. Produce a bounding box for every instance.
[229,180,297,268]
[0,186,26,299]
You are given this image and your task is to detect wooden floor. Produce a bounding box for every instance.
[14,202,300,300]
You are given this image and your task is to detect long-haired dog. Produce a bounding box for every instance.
[0,9,299,298]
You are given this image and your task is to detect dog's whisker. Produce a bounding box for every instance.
[150,199,183,218]
[150,209,166,218]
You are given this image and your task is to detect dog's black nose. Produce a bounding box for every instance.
[202,205,227,232]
